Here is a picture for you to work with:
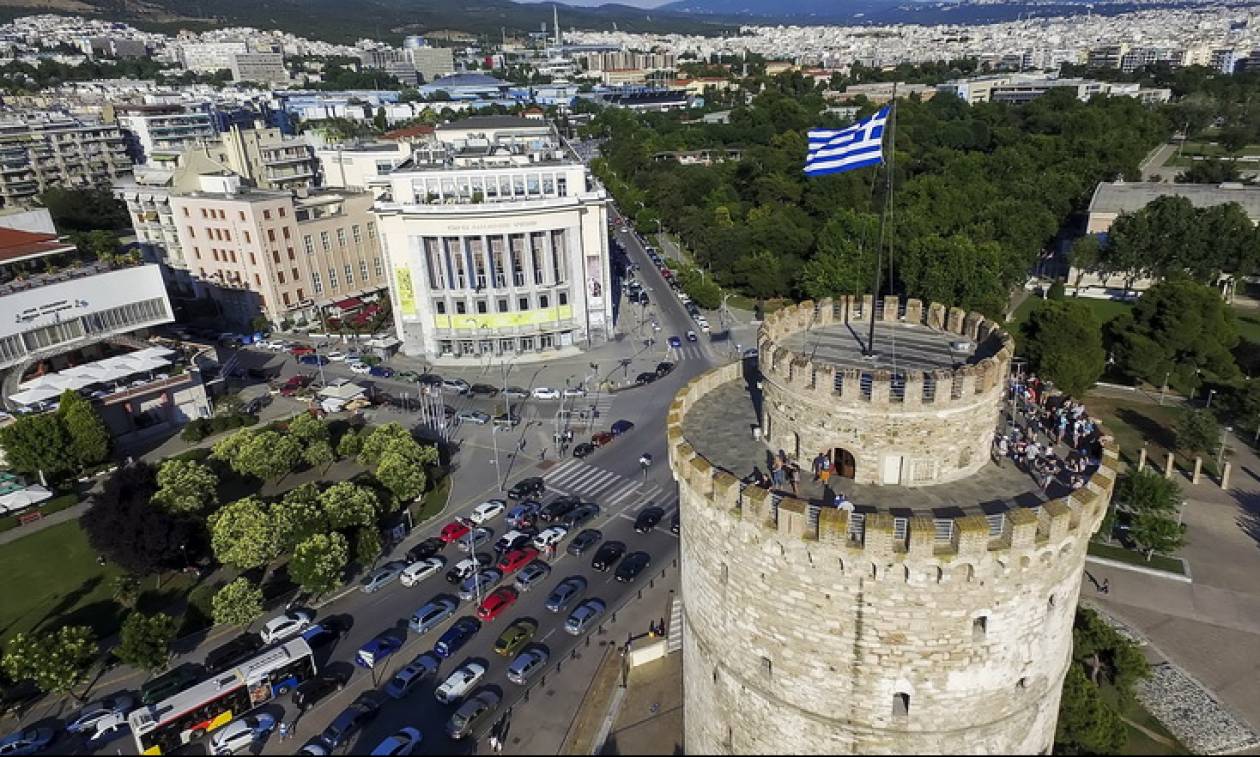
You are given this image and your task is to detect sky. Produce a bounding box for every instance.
[512,0,674,8]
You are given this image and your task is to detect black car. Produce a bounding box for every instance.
[615,551,652,583]
[417,373,444,386]
[320,691,384,748]
[508,477,546,500]
[655,362,675,377]
[573,442,595,459]
[670,510,680,535]
[504,386,530,398]
[635,507,664,533]
[301,624,344,654]
[539,496,580,523]
[635,372,657,386]
[293,671,348,711]
[561,503,600,530]
[204,633,263,674]
[611,420,635,435]
[567,529,602,556]
[591,540,626,572]
[407,537,447,562]
[493,413,521,428]
[469,383,499,398]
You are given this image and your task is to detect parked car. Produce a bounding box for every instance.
[545,576,588,613]
[458,568,503,602]
[506,648,549,685]
[369,728,423,756]
[385,653,441,699]
[209,714,275,755]
[442,378,470,394]
[531,387,560,400]
[513,560,551,593]
[400,557,445,587]
[301,618,348,654]
[65,695,135,737]
[539,497,579,523]
[532,526,568,552]
[468,383,499,397]
[279,375,312,396]
[292,670,348,712]
[591,432,614,448]
[591,541,626,572]
[259,610,313,645]
[469,500,506,525]
[0,729,52,756]
[494,619,539,658]
[325,351,347,362]
[406,537,446,562]
[565,598,608,636]
[410,596,459,635]
[573,442,595,458]
[439,518,473,544]
[634,372,657,386]
[492,412,521,428]
[369,366,395,378]
[686,330,698,342]
[494,530,533,554]
[497,547,539,575]
[616,551,652,583]
[475,587,518,622]
[611,419,635,435]
[204,634,264,674]
[446,690,501,740]
[455,527,491,552]
[634,506,665,533]
[505,502,541,529]
[560,503,599,530]
[298,354,329,366]
[446,554,492,584]
[320,692,384,749]
[417,373,444,387]
[140,664,204,705]
[434,661,487,705]
[360,562,406,593]
[667,336,682,349]
[456,410,490,425]
[566,529,602,557]
[562,387,587,398]
[655,361,675,377]
[507,477,546,500]
[503,386,529,398]
[356,630,405,669]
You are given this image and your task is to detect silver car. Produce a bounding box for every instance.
[459,569,502,601]
[565,598,607,635]
[513,560,551,593]
[410,596,458,635]
[506,648,549,685]
[446,690,501,740]
[360,561,406,593]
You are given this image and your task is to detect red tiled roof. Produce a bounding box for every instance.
[383,125,436,140]
[0,228,75,264]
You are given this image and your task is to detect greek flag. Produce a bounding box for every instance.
[805,106,890,177]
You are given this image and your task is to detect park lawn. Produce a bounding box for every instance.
[411,475,452,525]
[1231,307,1260,343]
[1087,541,1188,576]
[1098,682,1189,755]
[1010,296,1134,333]
[1163,141,1260,167]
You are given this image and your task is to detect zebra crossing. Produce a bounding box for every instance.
[543,459,675,519]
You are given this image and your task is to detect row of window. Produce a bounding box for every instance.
[437,331,564,356]
[421,231,568,292]
[410,172,570,204]
[310,259,383,295]
[3,297,169,359]
[301,223,375,257]
[434,290,568,316]
[184,206,288,221]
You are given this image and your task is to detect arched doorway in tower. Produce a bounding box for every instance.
[832,448,856,479]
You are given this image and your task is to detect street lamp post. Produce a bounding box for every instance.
[1158,369,1171,406]
[1207,388,1216,409]
[1217,425,1233,473]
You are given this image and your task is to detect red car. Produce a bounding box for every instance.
[289,345,315,357]
[591,432,614,448]
[497,547,539,575]
[476,587,519,621]
[440,518,473,544]
[279,375,312,397]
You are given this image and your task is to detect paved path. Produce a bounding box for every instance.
[1141,142,1180,182]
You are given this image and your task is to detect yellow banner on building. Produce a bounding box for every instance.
[434,305,574,331]
[395,268,416,315]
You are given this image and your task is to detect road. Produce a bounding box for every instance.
[45,207,719,757]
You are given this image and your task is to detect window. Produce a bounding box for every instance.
[337,228,347,247]
[455,301,467,315]
[303,235,314,255]
[374,257,382,277]
[519,296,529,311]
[212,250,220,262]
[892,693,910,718]
[182,207,189,217]
[186,226,196,238]
[243,230,251,243]
[272,250,280,264]
[297,288,304,300]
[359,260,368,281]
[476,300,487,314]
[540,333,553,349]
[436,301,446,314]
[278,207,286,218]
[353,225,362,244]
[263,209,272,220]
[278,271,285,284]
[972,616,987,641]
[223,229,232,242]
[238,210,245,220]
[249,253,256,265]
[267,229,276,243]
[254,274,261,285]
[539,294,549,309]
[1017,678,1027,690]
[288,248,295,261]
[497,298,508,313]
[218,209,226,219]
[367,222,376,239]
[194,247,201,259]
[283,227,291,240]
[320,231,331,251]
[291,268,300,281]
[229,251,236,263]
[345,264,354,285]
[761,656,772,678]
[312,271,323,293]
[329,268,338,289]
[200,208,208,218]
[282,292,291,305]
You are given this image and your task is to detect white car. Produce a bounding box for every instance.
[532,387,560,400]
[258,610,313,645]
[562,387,587,398]
[469,500,506,525]
[400,557,444,587]
[325,351,347,362]
[370,727,423,756]
[434,662,487,704]
[66,694,134,737]
[209,714,275,755]
[699,320,711,333]
[349,361,372,374]
[532,526,568,551]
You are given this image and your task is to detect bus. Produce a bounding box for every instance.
[128,638,315,755]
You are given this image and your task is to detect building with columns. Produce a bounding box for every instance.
[374,116,612,363]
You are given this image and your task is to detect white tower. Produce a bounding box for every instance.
[554,4,562,47]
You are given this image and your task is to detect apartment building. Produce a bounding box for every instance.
[168,174,388,328]
[374,116,613,363]
[230,52,288,84]
[360,46,455,84]
[177,41,248,73]
[116,105,215,164]
[0,113,132,207]
[315,140,411,194]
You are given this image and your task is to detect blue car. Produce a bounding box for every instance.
[433,616,482,659]
[506,502,541,529]
[0,728,53,755]
[668,336,682,349]
[369,365,395,378]
[298,354,329,366]
[355,631,405,669]
[610,419,635,436]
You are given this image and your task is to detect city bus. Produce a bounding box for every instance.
[127,638,315,755]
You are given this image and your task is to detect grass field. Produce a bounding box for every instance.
[1087,541,1188,576]
[1163,141,1260,168]
[1232,307,1260,343]
[1009,296,1134,331]
[1099,683,1189,755]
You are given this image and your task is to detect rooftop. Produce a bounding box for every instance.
[0,228,77,266]
[775,320,995,373]
[425,73,510,90]
[436,115,546,130]
[1090,181,1260,219]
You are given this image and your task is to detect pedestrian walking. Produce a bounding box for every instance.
[819,453,832,485]
[278,721,291,742]
[1099,578,1110,594]
[788,464,800,497]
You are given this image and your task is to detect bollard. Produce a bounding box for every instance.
[1222,461,1233,490]
[586,636,590,647]
[649,578,655,589]
[638,589,643,599]
[571,648,578,659]
[1192,456,1202,485]
[1164,452,1175,479]
[1137,446,1147,472]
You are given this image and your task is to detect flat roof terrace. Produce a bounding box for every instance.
[774,320,997,373]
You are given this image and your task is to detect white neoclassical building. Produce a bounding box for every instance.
[374,116,613,364]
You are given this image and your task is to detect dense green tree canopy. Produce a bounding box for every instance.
[58,391,111,467]
[116,613,177,672]
[290,532,349,595]
[1,626,97,697]
[152,459,218,514]
[1020,301,1106,397]
[209,497,279,571]
[212,579,264,628]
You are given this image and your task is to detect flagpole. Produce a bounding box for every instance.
[865,86,896,358]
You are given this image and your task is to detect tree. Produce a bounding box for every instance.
[111,575,142,609]
[57,391,111,467]
[211,578,264,627]
[1020,301,1106,397]
[1,626,96,698]
[287,413,330,445]
[1068,235,1102,292]
[319,482,378,530]
[357,423,416,467]
[1055,665,1127,754]
[290,532,349,595]
[1177,158,1243,184]
[152,459,218,514]
[37,186,128,232]
[208,497,278,571]
[353,526,382,566]
[1130,508,1187,561]
[375,449,429,504]
[0,412,76,478]
[226,430,302,482]
[798,210,880,300]
[1175,408,1221,456]
[271,483,327,551]
[115,613,177,672]
[1116,469,1181,514]
[337,428,362,458]
[82,463,203,576]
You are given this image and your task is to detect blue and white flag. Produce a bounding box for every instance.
[804,106,890,177]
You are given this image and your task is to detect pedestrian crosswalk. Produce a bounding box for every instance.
[543,458,675,518]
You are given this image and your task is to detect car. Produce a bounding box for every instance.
[140,664,204,705]
[370,728,423,756]
[259,609,313,645]
[668,336,682,349]
[591,540,626,571]
[699,320,711,333]
[492,413,521,428]
[611,419,635,435]
[573,442,595,458]
[567,529,602,557]
[410,596,459,635]
[439,518,474,543]
[446,554,492,583]
[468,383,499,397]
[476,587,518,621]
[0,729,52,756]
[503,386,530,398]
[406,537,447,562]
[209,714,275,755]
[742,347,759,359]
[497,546,539,575]
[65,694,135,736]
[204,633,264,674]
[446,690,501,740]
[298,740,329,755]
[560,503,600,530]
[565,598,608,636]
[243,395,271,415]
[670,510,680,535]
[457,410,490,425]
[279,375,312,396]
[545,576,588,613]
[513,560,551,592]
[655,361,675,377]
[293,671,348,711]
[325,351,347,362]
[356,630,405,669]
[562,387,587,398]
[507,477,546,500]
[455,527,492,552]
[320,692,384,749]
[442,378,471,394]
[469,499,506,525]
[539,496,579,523]
[686,330,698,341]
[507,648,549,685]
[360,561,406,593]
[300,620,347,653]
[651,320,663,331]
[385,653,441,699]
[591,432,614,448]
[505,502,541,529]
[458,568,503,601]
[634,372,657,386]
[494,529,533,554]
[289,345,316,357]
[615,551,652,583]
[635,506,665,533]
[369,365,395,378]
[397,370,421,382]
[532,525,568,551]
[400,557,445,587]
[417,373,444,387]
[532,386,560,400]
[434,661,487,704]
[298,354,329,366]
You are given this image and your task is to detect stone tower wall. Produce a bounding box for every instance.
[758,297,1014,485]
[668,360,1116,755]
